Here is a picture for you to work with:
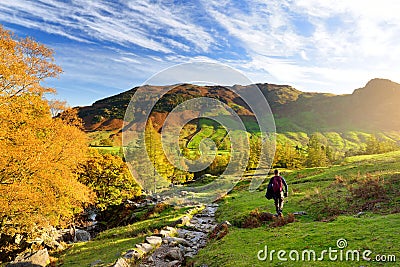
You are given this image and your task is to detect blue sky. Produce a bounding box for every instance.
[1,0,400,106]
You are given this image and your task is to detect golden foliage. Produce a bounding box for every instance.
[0,26,61,97]
[0,25,93,235]
[57,108,84,129]
[77,149,141,210]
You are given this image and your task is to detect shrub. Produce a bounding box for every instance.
[270,213,296,228]
[209,222,229,240]
[347,174,388,211]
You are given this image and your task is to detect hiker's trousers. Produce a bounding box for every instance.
[273,191,284,214]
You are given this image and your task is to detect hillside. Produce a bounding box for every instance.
[58,150,400,266]
[76,78,400,133]
[192,151,400,266]
[74,79,400,159]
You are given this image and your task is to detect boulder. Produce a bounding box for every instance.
[354,211,365,217]
[164,247,183,261]
[159,230,170,237]
[184,252,195,259]
[7,249,50,267]
[74,229,91,242]
[159,226,177,237]
[293,211,307,216]
[113,257,130,267]
[165,226,177,235]
[56,229,74,243]
[145,236,162,246]
[166,237,190,247]
[27,237,44,246]
[124,249,143,260]
[135,242,154,253]
[14,234,23,245]
[44,239,64,250]
[173,215,190,227]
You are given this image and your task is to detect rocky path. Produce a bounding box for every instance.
[111,203,220,267]
[140,203,219,267]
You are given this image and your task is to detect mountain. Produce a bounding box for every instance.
[76,78,400,134]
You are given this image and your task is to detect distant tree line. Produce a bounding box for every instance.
[273,133,399,169]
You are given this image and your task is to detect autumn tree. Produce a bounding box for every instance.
[365,134,398,155]
[274,142,305,169]
[145,120,175,180]
[208,154,229,175]
[0,26,61,97]
[57,107,85,129]
[48,99,67,117]
[77,150,141,210]
[0,25,93,241]
[247,135,261,170]
[306,134,330,167]
[126,119,195,192]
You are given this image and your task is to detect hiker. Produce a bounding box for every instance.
[266,169,288,216]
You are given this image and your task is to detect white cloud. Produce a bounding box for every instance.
[200,0,400,92]
[0,0,215,53]
[201,0,304,57]
[2,0,400,99]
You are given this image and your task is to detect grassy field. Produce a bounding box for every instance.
[191,151,400,266]
[186,119,400,156]
[91,146,123,157]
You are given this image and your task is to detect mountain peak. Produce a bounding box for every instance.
[353,78,400,96]
[365,78,398,89]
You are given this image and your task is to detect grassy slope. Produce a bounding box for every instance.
[58,206,198,266]
[57,151,400,266]
[192,151,400,266]
[87,115,400,160]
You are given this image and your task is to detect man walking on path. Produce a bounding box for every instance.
[267,169,288,216]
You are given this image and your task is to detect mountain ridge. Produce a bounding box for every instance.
[76,78,400,133]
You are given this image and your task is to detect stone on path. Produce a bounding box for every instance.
[146,236,162,246]
[113,257,130,267]
[136,242,154,253]
[7,249,50,267]
[139,204,220,266]
[165,247,183,261]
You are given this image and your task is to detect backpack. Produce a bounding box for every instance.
[265,182,274,199]
[272,176,283,193]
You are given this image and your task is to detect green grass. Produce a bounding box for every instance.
[58,236,143,266]
[193,214,399,266]
[58,150,400,266]
[92,146,123,157]
[344,150,400,164]
[283,132,309,145]
[190,151,400,266]
[324,132,345,150]
[87,131,118,146]
[57,206,196,266]
[210,127,227,145]
[187,125,214,149]
[180,118,400,160]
